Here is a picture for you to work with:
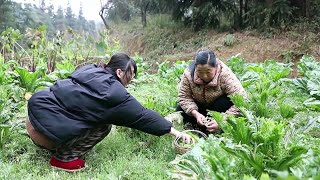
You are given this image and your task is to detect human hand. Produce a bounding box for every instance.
[170,128,193,144]
[195,113,206,126]
[205,119,219,132]
[178,132,193,144]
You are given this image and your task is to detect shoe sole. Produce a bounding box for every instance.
[51,165,86,173]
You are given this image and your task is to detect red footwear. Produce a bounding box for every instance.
[49,156,86,172]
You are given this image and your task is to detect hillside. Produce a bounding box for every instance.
[110,17,320,66]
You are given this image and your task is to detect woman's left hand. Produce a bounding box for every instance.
[205,120,219,132]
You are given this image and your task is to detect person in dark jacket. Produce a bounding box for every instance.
[26,52,192,172]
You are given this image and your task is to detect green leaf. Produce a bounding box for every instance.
[279,103,296,119]
[303,98,320,111]
[293,78,308,93]
[15,67,41,92]
[274,146,307,170]
[260,91,269,104]
[0,124,10,149]
[229,94,246,108]
[96,41,108,52]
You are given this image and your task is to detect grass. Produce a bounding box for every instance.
[1,126,178,179]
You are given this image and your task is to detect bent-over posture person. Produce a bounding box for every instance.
[177,49,246,134]
[26,52,192,172]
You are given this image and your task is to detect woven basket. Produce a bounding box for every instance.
[173,130,208,154]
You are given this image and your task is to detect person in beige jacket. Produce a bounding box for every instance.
[177,49,246,134]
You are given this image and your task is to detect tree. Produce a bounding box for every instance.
[129,0,158,27]
[107,0,132,22]
[65,1,76,29]
[0,0,15,32]
[133,0,151,27]
[53,6,66,31]
[47,0,54,18]
[78,2,87,31]
[87,20,97,37]
[40,0,45,12]
[172,0,236,31]
[99,0,111,30]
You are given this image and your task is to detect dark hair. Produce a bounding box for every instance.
[190,49,217,79]
[106,53,137,76]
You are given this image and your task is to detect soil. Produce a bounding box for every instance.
[112,29,320,77]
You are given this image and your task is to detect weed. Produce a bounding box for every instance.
[223,34,236,46]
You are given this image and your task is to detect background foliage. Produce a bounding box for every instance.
[0,0,97,38]
[103,0,320,31]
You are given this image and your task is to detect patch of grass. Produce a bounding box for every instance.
[0,128,176,179]
[224,34,236,46]
[110,16,208,64]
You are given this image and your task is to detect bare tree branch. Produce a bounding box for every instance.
[99,0,110,30]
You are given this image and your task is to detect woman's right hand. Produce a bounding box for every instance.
[205,119,219,132]
[192,110,206,126]
[169,128,193,144]
[178,132,193,144]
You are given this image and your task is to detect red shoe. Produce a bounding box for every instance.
[49,156,86,172]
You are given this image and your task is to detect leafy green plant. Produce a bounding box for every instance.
[292,148,320,178]
[157,60,189,83]
[297,56,320,77]
[292,56,320,111]
[169,138,237,180]
[133,54,150,78]
[230,59,295,119]
[14,67,44,93]
[170,154,209,179]
[212,111,307,177]
[142,95,174,116]
[220,116,253,146]
[0,58,9,85]
[0,86,15,124]
[0,124,10,150]
[202,138,236,180]
[293,78,309,93]
[278,102,296,119]
[54,60,76,79]
[0,28,23,61]
[307,79,320,100]
[224,34,236,46]
[303,98,320,111]
[227,55,246,76]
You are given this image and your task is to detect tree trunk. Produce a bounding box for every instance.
[289,0,307,17]
[192,0,205,7]
[99,8,110,30]
[244,0,249,26]
[141,8,147,27]
[265,0,273,7]
[305,0,310,18]
[239,0,243,28]
[141,2,149,28]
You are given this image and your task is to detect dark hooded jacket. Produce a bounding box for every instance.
[28,64,172,144]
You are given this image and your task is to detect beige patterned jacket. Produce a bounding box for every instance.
[178,60,246,116]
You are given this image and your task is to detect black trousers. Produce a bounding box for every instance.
[176,94,233,133]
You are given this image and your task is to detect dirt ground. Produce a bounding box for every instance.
[114,29,320,77]
[208,32,320,63]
